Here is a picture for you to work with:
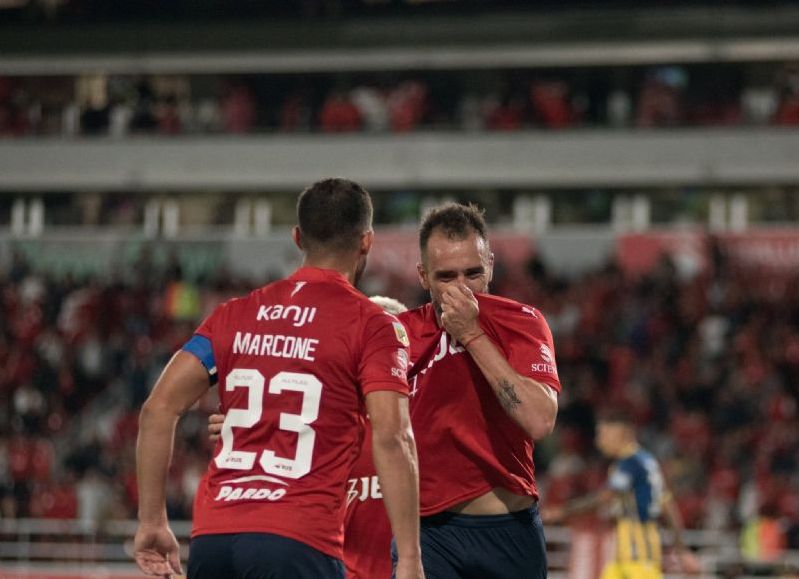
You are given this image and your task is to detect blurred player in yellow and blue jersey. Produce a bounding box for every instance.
[547,410,700,578]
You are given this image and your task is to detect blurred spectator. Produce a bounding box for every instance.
[157,94,182,135]
[387,80,428,132]
[319,89,362,132]
[773,64,799,126]
[351,85,389,132]
[80,90,110,135]
[606,88,632,127]
[280,90,313,132]
[221,81,257,133]
[487,95,525,131]
[530,79,579,128]
[109,97,133,138]
[636,66,687,127]
[130,80,158,133]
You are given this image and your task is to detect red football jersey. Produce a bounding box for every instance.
[343,425,392,579]
[399,293,561,516]
[190,267,410,560]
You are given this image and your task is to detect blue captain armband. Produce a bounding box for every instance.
[182,334,218,386]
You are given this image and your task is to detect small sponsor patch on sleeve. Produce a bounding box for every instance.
[392,321,410,347]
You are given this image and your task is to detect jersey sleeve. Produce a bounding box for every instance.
[181,304,225,385]
[485,304,561,393]
[181,334,218,385]
[193,306,219,340]
[357,312,411,397]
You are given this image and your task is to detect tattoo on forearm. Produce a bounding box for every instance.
[497,379,522,413]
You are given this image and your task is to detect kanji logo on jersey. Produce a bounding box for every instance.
[256,304,317,327]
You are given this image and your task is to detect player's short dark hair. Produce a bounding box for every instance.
[597,408,636,428]
[297,178,373,252]
[419,202,488,256]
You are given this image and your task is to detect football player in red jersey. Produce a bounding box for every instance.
[210,295,406,579]
[395,202,559,579]
[133,178,424,579]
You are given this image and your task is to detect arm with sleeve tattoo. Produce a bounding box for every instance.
[441,285,557,440]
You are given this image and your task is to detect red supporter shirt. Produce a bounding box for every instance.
[399,294,561,516]
[189,267,410,560]
[343,425,392,579]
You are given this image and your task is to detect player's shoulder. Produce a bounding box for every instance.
[618,450,654,473]
[207,289,259,318]
[359,296,412,347]
[633,448,661,470]
[476,293,547,325]
[397,303,433,331]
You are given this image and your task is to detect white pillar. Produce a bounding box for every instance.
[234,198,253,237]
[612,195,632,232]
[143,199,161,238]
[533,195,552,234]
[254,200,272,237]
[729,194,749,232]
[28,198,44,237]
[11,199,26,236]
[162,199,180,238]
[708,194,727,231]
[631,194,651,232]
[512,195,534,232]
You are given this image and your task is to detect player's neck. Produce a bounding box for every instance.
[616,441,639,459]
[301,254,359,286]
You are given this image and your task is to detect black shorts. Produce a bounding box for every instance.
[188,532,345,579]
[393,504,547,579]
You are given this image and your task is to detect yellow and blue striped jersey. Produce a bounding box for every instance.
[607,448,665,567]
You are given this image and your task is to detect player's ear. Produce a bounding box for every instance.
[359,229,374,255]
[292,226,303,250]
[486,251,495,284]
[417,261,430,290]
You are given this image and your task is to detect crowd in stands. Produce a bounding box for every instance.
[1,238,798,557]
[2,63,799,138]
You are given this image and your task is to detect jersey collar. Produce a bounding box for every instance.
[289,266,351,286]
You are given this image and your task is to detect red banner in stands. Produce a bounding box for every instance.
[719,229,799,275]
[617,229,799,279]
[615,230,707,278]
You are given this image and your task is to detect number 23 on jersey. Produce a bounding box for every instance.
[215,368,322,480]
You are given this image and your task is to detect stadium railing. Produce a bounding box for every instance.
[1,518,797,578]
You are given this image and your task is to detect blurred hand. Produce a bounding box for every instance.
[208,413,225,442]
[394,557,425,579]
[134,522,183,577]
[440,284,481,345]
[675,548,701,574]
